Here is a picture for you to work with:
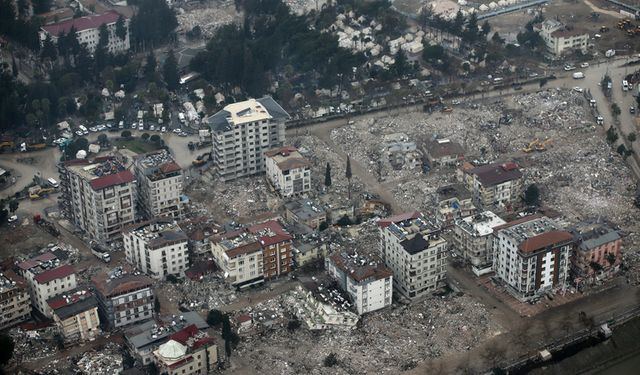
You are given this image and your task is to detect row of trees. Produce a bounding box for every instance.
[0,0,41,50]
[420,8,491,44]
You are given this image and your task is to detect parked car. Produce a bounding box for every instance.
[631,106,635,114]
[8,215,18,223]
[573,86,584,93]
[173,128,182,134]
[580,62,589,68]
[89,126,98,132]
[161,126,167,132]
[149,124,155,131]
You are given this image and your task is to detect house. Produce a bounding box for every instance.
[433,184,476,228]
[207,97,289,182]
[452,211,506,276]
[533,20,589,56]
[423,138,465,167]
[48,288,101,343]
[325,251,393,315]
[493,216,574,302]
[570,222,622,283]
[123,218,189,280]
[378,211,447,300]
[264,146,311,197]
[458,161,523,210]
[292,240,327,268]
[0,269,32,330]
[284,199,327,229]
[92,271,155,329]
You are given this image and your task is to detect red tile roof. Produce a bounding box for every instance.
[248,220,292,246]
[466,162,522,187]
[170,324,199,345]
[159,162,181,174]
[377,210,421,228]
[34,264,75,284]
[17,252,57,271]
[264,146,298,157]
[42,10,123,36]
[237,314,252,323]
[226,241,262,258]
[518,231,574,254]
[89,170,135,190]
[191,336,215,350]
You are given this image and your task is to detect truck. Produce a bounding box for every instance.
[572,72,585,79]
[90,242,111,263]
[20,143,47,152]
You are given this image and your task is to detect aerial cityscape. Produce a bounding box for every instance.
[2,0,640,374]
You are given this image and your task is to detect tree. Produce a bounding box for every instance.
[611,103,621,119]
[606,127,619,144]
[345,155,352,199]
[491,31,504,44]
[150,134,161,144]
[163,50,179,91]
[324,162,332,188]
[629,132,637,143]
[452,10,464,35]
[121,130,132,138]
[166,274,179,284]
[324,353,338,367]
[115,15,127,41]
[617,144,627,155]
[394,49,408,77]
[606,252,617,266]
[287,319,301,332]
[319,221,329,231]
[154,297,160,313]
[462,13,479,43]
[32,0,51,14]
[524,184,540,206]
[144,51,157,80]
[11,56,18,78]
[336,215,353,227]
[481,20,491,36]
[97,133,108,146]
[141,133,150,141]
[9,200,19,213]
[0,334,14,365]
[130,0,178,49]
[207,309,224,326]
[41,34,58,62]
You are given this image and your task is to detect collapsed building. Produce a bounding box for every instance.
[423,137,465,167]
[433,184,476,228]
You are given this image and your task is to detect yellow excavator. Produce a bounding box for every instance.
[522,138,539,153]
[535,138,553,151]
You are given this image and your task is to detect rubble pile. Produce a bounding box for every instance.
[236,294,500,374]
[158,275,237,311]
[9,328,57,363]
[75,343,123,375]
[176,2,238,38]
[284,0,326,15]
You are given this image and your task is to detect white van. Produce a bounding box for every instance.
[623,80,629,91]
[47,178,59,188]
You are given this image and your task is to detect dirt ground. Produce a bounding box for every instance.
[0,220,58,259]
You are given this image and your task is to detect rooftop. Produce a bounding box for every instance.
[0,269,27,293]
[464,161,522,187]
[213,230,262,258]
[285,199,326,221]
[378,211,439,242]
[17,252,58,271]
[265,146,311,171]
[329,251,392,283]
[125,218,187,249]
[207,96,289,133]
[424,138,465,159]
[42,10,123,36]
[67,157,135,190]
[436,184,472,202]
[248,220,292,247]
[125,311,208,350]
[572,224,621,252]
[48,288,98,320]
[500,216,573,254]
[92,270,153,298]
[135,150,182,181]
[34,264,75,284]
[456,211,506,237]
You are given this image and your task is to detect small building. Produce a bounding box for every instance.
[378,211,447,300]
[458,161,523,210]
[493,216,574,301]
[452,211,506,275]
[533,20,589,57]
[153,325,218,375]
[423,138,465,167]
[433,184,476,228]
[17,253,77,318]
[326,251,393,315]
[264,146,311,197]
[570,222,622,282]
[92,271,155,329]
[0,270,32,330]
[48,288,101,343]
[178,216,223,257]
[123,218,189,280]
[293,240,327,268]
[284,199,327,229]
[133,150,185,220]
[248,220,293,279]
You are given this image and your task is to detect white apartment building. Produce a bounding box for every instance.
[378,211,447,300]
[60,156,137,244]
[458,161,523,210]
[325,251,393,315]
[17,253,77,318]
[210,231,264,289]
[207,97,289,182]
[493,216,574,302]
[0,270,32,330]
[40,10,130,54]
[452,211,506,276]
[264,146,311,197]
[124,219,189,280]
[48,288,101,342]
[93,271,155,329]
[133,150,185,220]
[533,20,589,56]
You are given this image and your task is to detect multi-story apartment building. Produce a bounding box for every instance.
[378,211,447,300]
[493,216,574,301]
[570,222,622,282]
[178,216,223,258]
[0,270,31,330]
[248,220,293,279]
[60,156,137,243]
[325,251,393,315]
[123,218,189,280]
[93,271,155,329]
[40,10,130,54]
[48,288,101,343]
[210,230,264,289]
[264,146,311,197]
[207,97,288,182]
[533,20,589,56]
[433,184,476,228]
[17,253,77,318]
[452,211,506,275]
[458,161,523,210]
[153,324,218,375]
[133,150,185,220]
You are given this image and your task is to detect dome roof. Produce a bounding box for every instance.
[158,339,187,360]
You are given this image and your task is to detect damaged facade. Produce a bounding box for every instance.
[133,150,185,220]
[458,161,523,210]
[92,270,155,329]
[264,146,311,197]
[453,211,506,276]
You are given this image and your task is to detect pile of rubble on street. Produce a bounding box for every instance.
[75,342,123,374]
[235,293,501,374]
[157,275,237,311]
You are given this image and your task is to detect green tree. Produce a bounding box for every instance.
[130,0,178,48]
[144,51,157,80]
[141,133,150,141]
[324,162,332,188]
[394,49,408,77]
[41,34,58,62]
[287,319,301,332]
[491,31,504,44]
[97,133,108,146]
[32,0,51,14]
[611,103,621,119]
[163,50,179,91]
[8,200,18,213]
[0,334,14,365]
[628,132,636,143]
[462,13,479,43]
[121,130,132,138]
[345,155,352,199]
[481,20,491,36]
[319,221,329,231]
[11,56,18,78]
[115,15,127,41]
[452,10,464,35]
[524,183,540,206]
[617,144,627,155]
[150,134,161,144]
[606,127,619,144]
[207,309,224,326]
[324,353,338,367]
[606,253,617,266]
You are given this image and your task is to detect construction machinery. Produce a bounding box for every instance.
[29,185,55,200]
[535,138,553,151]
[522,139,540,153]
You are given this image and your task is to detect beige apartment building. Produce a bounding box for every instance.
[458,161,523,210]
[133,150,185,220]
[452,211,506,275]
[211,230,264,289]
[0,270,32,330]
[264,146,311,197]
[48,288,101,342]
